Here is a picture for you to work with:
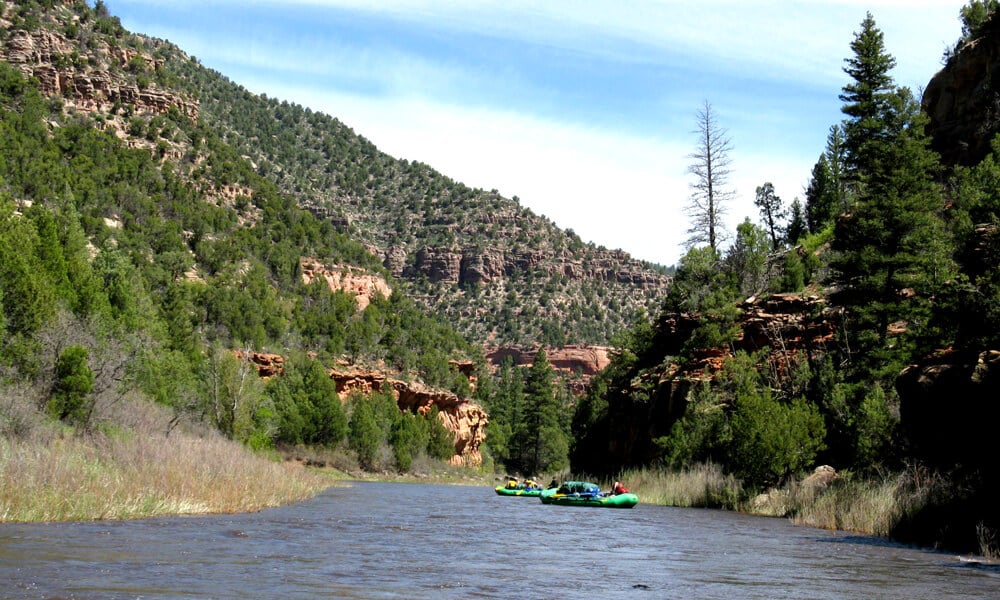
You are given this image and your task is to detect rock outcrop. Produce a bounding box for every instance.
[646,293,837,448]
[0,20,199,127]
[924,18,1000,167]
[329,368,487,466]
[235,352,487,466]
[299,258,392,310]
[399,245,670,290]
[485,345,612,376]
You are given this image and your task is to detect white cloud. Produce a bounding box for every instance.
[115,0,968,266]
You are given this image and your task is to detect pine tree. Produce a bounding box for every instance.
[48,345,95,426]
[805,125,849,233]
[513,349,568,474]
[754,182,785,250]
[831,86,954,377]
[839,12,898,189]
[349,394,381,470]
[785,198,807,246]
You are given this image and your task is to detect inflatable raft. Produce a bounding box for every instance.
[494,485,542,497]
[539,481,638,508]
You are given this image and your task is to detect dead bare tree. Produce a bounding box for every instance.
[686,100,735,253]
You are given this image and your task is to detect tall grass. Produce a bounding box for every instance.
[788,470,907,536]
[615,463,743,509]
[610,463,997,557]
[0,399,331,522]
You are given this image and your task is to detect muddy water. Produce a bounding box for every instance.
[1,481,997,599]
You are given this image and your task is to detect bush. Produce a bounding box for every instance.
[47,345,94,426]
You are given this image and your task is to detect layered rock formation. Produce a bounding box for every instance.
[235,352,487,466]
[329,368,487,467]
[398,245,669,290]
[485,345,612,376]
[611,294,839,461]
[0,12,199,127]
[299,258,392,310]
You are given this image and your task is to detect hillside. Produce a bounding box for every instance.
[0,0,497,466]
[1,1,671,350]
[153,23,672,347]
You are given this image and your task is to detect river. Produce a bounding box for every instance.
[1,481,997,599]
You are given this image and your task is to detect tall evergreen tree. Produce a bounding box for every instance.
[785,198,807,246]
[839,12,897,189]
[512,349,568,474]
[831,86,954,377]
[805,125,849,233]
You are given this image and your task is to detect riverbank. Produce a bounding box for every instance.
[0,400,332,522]
[610,463,998,560]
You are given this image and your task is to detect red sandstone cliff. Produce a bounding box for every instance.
[299,258,392,311]
[236,352,486,466]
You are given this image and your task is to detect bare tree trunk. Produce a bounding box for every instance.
[686,100,734,253]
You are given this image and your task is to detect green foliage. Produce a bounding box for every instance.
[726,219,771,298]
[785,198,807,247]
[727,389,826,490]
[389,412,421,472]
[774,248,806,293]
[959,1,1000,43]
[840,12,898,187]
[830,86,954,378]
[206,347,268,442]
[754,182,785,250]
[48,345,94,426]
[348,394,381,470]
[481,357,522,465]
[267,353,346,447]
[656,380,727,469]
[0,200,57,339]
[425,406,456,461]
[805,125,849,233]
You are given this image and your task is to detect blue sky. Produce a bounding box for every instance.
[108,1,968,266]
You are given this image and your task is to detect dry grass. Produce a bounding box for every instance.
[615,463,743,509]
[789,467,948,537]
[789,474,900,535]
[0,398,332,523]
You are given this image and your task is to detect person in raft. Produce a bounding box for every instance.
[611,481,629,495]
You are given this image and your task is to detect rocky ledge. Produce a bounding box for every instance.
[299,258,392,311]
[0,14,199,126]
[236,352,487,466]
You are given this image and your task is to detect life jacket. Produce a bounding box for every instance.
[613,482,629,495]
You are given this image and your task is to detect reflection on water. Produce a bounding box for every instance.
[1,481,997,599]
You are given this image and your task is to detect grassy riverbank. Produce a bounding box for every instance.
[0,400,332,522]
[605,463,998,559]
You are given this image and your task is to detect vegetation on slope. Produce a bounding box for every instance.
[0,1,485,509]
[149,27,669,347]
[569,6,1000,555]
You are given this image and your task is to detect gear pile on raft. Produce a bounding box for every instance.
[495,478,639,508]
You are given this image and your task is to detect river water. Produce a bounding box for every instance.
[1,481,997,599]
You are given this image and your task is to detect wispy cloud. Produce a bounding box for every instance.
[113,0,967,265]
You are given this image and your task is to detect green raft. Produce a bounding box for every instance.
[539,481,638,508]
[494,485,543,497]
